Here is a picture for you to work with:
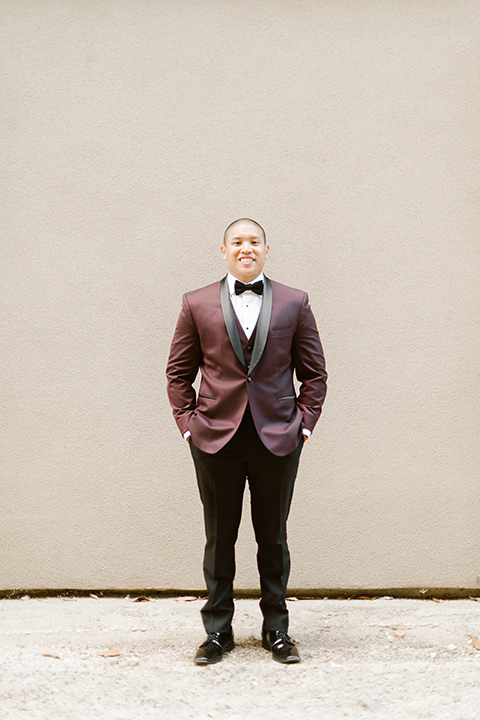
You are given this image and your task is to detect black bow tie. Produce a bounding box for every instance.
[234,280,264,296]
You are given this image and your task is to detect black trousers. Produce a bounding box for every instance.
[189,408,303,634]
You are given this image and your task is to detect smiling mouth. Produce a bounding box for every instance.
[240,257,254,262]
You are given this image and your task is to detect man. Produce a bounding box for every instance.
[166,218,327,665]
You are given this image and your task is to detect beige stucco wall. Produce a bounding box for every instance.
[2,0,479,592]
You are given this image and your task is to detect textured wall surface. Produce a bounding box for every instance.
[1,0,479,591]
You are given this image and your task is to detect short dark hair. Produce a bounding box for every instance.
[223,218,266,246]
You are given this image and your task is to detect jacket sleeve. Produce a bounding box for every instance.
[166,294,202,436]
[292,293,328,434]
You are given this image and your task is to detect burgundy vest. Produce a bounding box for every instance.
[233,313,257,369]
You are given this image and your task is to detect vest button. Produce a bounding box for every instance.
[247,377,252,383]
[246,346,252,351]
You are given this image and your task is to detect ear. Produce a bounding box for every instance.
[221,245,227,260]
[265,244,270,259]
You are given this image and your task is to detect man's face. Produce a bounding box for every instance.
[221,222,269,282]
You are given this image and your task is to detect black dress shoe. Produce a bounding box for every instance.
[194,631,235,665]
[262,630,301,664]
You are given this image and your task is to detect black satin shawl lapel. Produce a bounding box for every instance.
[220,276,247,369]
[249,276,272,374]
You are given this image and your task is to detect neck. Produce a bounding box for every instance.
[228,271,264,284]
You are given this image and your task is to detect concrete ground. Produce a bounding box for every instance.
[0,596,479,719]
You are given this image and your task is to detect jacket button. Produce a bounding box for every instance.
[247,377,252,383]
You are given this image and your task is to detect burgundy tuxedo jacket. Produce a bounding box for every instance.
[166,276,327,456]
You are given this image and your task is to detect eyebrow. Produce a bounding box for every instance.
[230,234,260,240]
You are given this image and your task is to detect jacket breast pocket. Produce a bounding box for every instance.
[270,327,293,337]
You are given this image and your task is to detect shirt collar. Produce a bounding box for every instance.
[227,272,265,296]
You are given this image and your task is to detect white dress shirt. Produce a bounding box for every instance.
[227,271,264,339]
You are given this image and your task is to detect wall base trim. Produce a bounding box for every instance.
[1,587,479,600]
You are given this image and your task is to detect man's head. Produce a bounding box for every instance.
[221,218,269,283]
